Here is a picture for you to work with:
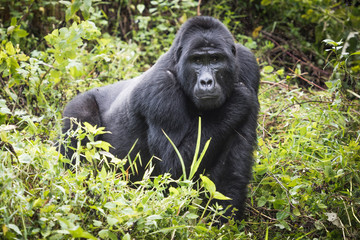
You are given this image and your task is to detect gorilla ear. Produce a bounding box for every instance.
[176,47,183,62]
[231,45,236,56]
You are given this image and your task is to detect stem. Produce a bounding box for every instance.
[199,196,213,223]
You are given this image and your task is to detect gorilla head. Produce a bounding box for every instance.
[173,17,237,110]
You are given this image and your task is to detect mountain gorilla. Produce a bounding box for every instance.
[60,16,259,220]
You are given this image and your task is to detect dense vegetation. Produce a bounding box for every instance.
[0,0,359,239]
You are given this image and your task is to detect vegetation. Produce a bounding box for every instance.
[0,0,359,239]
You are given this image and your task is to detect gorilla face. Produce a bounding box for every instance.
[189,47,232,110]
[176,35,237,111]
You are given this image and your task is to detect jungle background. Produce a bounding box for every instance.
[0,0,360,239]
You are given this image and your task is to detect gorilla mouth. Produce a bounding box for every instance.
[195,93,220,100]
[194,95,224,110]
[197,95,218,100]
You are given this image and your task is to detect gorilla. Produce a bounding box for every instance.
[60,16,259,220]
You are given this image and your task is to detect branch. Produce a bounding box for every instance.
[197,0,202,16]
[261,30,331,78]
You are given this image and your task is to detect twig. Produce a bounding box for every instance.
[247,204,277,221]
[261,30,331,78]
[350,179,360,224]
[280,100,333,113]
[261,80,288,88]
[288,68,327,91]
[0,141,19,162]
[270,173,296,209]
[197,0,202,16]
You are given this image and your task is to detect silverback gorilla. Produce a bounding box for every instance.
[60,16,259,220]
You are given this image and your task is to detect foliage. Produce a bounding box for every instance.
[251,65,360,238]
[204,0,360,94]
[0,0,359,239]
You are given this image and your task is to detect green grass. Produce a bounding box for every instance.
[1,74,359,239]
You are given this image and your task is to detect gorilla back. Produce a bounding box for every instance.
[60,16,260,220]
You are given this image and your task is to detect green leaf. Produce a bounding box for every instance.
[200,174,216,195]
[7,26,15,35]
[263,65,274,73]
[254,164,268,175]
[0,99,11,114]
[194,225,209,233]
[185,213,198,219]
[69,226,97,240]
[6,57,20,74]
[7,224,22,236]
[81,0,92,20]
[107,216,118,226]
[5,42,16,55]
[213,191,232,200]
[14,28,29,38]
[163,129,186,179]
[275,220,291,230]
[257,196,267,207]
[122,233,131,240]
[137,4,145,13]
[19,153,32,164]
[276,210,290,220]
[317,202,328,209]
[10,17,17,26]
[59,1,71,7]
[71,0,82,17]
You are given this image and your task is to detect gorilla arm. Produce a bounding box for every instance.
[133,69,195,178]
[208,107,258,219]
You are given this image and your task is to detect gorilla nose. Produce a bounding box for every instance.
[199,70,215,90]
[200,78,214,88]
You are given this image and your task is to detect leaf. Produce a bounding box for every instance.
[81,0,92,20]
[252,26,263,38]
[185,213,198,219]
[317,202,328,209]
[169,186,179,195]
[146,215,163,221]
[7,26,15,35]
[200,174,216,195]
[10,17,17,26]
[213,191,232,200]
[19,153,32,164]
[83,122,96,133]
[68,226,97,240]
[70,0,82,18]
[263,65,274,73]
[14,28,29,38]
[257,196,267,207]
[275,220,291,230]
[0,99,11,115]
[6,57,20,74]
[276,210,290,220]
[137,4,145,13]
[254,164,268,175]
[107,216,118,226]
[7,224,22,236]
[194,225,209,233]
[163,129,186,179]
[5,42,16,55]
[59,0,71,7]
[122,233,131,240]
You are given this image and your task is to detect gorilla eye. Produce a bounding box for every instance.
[192,56,202,64]
[211,56,219,63]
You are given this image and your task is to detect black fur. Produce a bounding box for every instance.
[60,16,259,219]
